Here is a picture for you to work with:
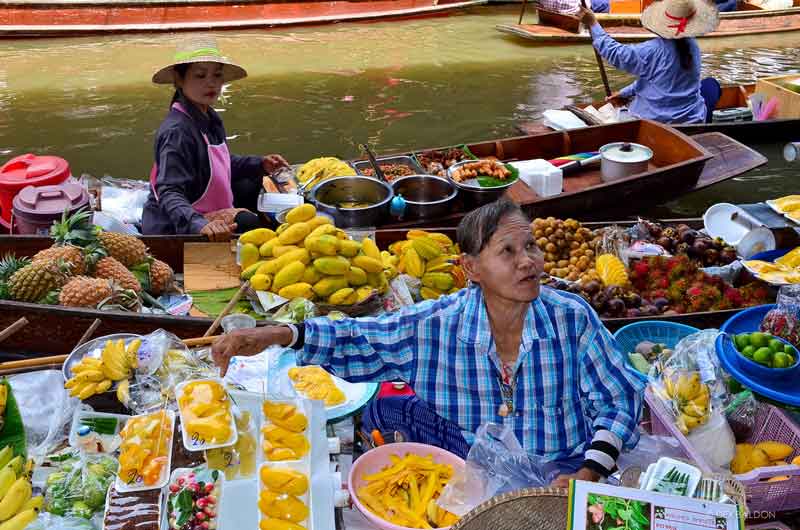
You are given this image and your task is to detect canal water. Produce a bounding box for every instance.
[1,4,799,217]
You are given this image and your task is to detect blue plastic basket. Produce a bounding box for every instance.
[719,304,775,334]
[613,321,700,381]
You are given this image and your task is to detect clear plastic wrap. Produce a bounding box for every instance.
[761,284,800,348]
[43,452,118,519]
[272,298,318,324]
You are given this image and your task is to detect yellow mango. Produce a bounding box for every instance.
[240,228,276,246]
[352,255,383,274]
[307,234,340,256]
[285,203,316,224]
[263,402,308,431]
[313,276,349,298]
[328,288,356,305]
[278,282,314,300]
[731,444,754,474]
[258,491,309,522]
[314,256,350,276]
[273,262,306,292]
[278,222,311,245]
[240,243,260,269]
[260,238,280,257]
[262,249,311,275]
[251,274,273,292]
[302,266,321,285]
[241,260,268,280]
[276,223,290,235]
[361,237,380,260]
[754,441,795,461]
[260,467,309,496]
[259,518,306,530]
[749,447,771,469]
[792,455,800,465]
[273,245,301,258]
[306,215,333,231]
[338,239,362,258]
[309,223,337,238]
[346,266,368,286]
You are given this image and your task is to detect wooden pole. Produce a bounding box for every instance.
[182,336,221,348]
[75,318,102,349]
[203,281,250,337]
[0,354,67,372]
[0,317,28,344]
[581,0,612,97]
[518,0,530,24]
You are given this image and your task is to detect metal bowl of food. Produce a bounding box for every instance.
[309,176,394,228]
[446,159,517,207]
[391,175,458,220]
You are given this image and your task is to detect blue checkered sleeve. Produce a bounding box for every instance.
[297,297,450,384]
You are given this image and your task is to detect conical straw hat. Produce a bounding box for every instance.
[641,0,720,39]
[152,35,247,84]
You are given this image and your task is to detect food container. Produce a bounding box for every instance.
[353,155,424,182]
[309,176,393,228]
[703,203,775,258]
[258,462,311,529]
[103,484,162,530]
[11,178,90,234]
[390,175,457,220]
[0,153,71,227]
[115,409,175,493]
[446,159,516,207]
[599,142,653,182]
[163,467,225,530]
[176,378,239,451]
[642,457,702,497]
[717,333,800,381]
[69,408,130,452]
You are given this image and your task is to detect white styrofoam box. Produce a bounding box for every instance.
[511,159,563,198]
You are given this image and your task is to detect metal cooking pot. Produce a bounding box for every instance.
[391,175,458,220]
[446,159,515,207]
[309,176,393,228]
[599,142,653,183]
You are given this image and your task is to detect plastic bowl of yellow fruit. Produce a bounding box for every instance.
[349,442,465,530]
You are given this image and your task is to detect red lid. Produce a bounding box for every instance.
[0,154,71,190]
[12,179,89,219]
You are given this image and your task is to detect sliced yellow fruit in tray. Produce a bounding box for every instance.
[596,254,628,287]
[743,260,782,274]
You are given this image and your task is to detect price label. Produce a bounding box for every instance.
[191,432,207,447]
[126,470,144,485]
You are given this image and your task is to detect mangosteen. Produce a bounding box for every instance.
[662,227,677,239]
[606,298,626,317]
[720,247,737,264]
[692,239,710,257]
[622,291,642,308]
[675,242,690,256]
[591,293,609,311]
[653,297,670,312]
[704,248,720,266]
[626,308,642,318]
[680,229,698,245]
[656,237,673,251]
[604,285,620,299]
[676,224,691,234]
[567,283,582,294]
[583,280,602,296]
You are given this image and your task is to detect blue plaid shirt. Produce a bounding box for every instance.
[297,286,644,462]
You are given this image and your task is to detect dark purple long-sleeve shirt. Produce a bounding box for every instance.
[141,94,263,235]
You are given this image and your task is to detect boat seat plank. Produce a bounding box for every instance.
[183,242,240,291]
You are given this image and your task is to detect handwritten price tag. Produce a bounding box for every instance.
[126,470,144,485]
[191,432,207,447]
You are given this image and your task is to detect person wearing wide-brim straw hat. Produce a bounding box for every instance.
[142,36,289,240]
[577,0,723,125]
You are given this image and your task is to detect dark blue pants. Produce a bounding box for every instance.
[716,0,738,11]
[700,77,722,124]
[361,396,471,458]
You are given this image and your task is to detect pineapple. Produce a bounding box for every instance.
[97,231,148,268]
[95,257,141,292]
[8,260,70,302]
[32,245,86,275]
[50,208,98,248]
[149,259,174,296]
[59,276,113,307]
[0,254,31,300]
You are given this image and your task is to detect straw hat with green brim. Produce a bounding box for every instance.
[641,0,720,39]
[152,36,247,84]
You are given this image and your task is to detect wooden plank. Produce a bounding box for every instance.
[183,242,240,291]
[755,75,800,120]
[690,132,767,189]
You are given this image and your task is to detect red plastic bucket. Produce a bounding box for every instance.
[0,154,71,227]
[11,179,89,235]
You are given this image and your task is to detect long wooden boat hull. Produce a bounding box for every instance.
[2,216,790,357]
[0,0,486,37]
[496,4,800,43]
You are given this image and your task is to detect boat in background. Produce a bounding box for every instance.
[0,0,486,38]
[496,3,800,44]
[516,85,800,144]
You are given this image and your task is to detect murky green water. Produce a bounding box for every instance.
[2,5,800,217]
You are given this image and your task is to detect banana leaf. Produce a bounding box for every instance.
[190,288,258,318]
[462,145,520,188]
[0,380,27,458]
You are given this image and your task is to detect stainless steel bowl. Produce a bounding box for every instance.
[63,333,141,381]
[446,159,516,207]
[391,175,458,220]
[309,176,394,228]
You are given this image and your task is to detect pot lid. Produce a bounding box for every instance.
[13,179,88,216]
[600,142,653,163]
[0,154,70,188]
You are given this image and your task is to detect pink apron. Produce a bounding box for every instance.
[149,101,234,215]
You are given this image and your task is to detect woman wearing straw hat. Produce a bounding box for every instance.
[578,0,722,124]
[142,36,288,240]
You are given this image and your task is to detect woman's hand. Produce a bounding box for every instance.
[262,154,290,175]
[201,219,237,242]
[577,7,597,27]
[605,92,630,106]
[212,326,294,376]
[550,467,602,488]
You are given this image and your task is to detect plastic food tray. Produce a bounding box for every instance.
[176,378,238,452]
[163,467,225,530]
[68,408,130,449]
[646,389,800,513]
[114,409,175,493]
[642,456,702,497]
[258,461,311,529]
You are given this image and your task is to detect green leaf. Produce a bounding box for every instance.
[171,489,194,527]
[0,380,27,459]
[618,509,632,521]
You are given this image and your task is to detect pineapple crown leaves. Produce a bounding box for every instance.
[50,208,101,248]
[37,290,61,305]
[129,262,152,293]
[97,283,141,313]
[0,254,31,283]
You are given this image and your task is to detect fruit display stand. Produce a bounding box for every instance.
[754,75,800,120]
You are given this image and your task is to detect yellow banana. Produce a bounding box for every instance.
[2,458,22,479]
[126,338,141,369]
[0,508,36,530]
[95,379,113,394]
[0,448,12,471]
[72,370,105,384]
[116,379,131,405]
[77,383,98,400]
[0,477,31,521]
[0,467,16,500]
[20,495,42,512]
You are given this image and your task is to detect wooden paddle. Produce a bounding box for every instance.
[0,317,28,344]
[518,0,530,23]
[581,0,612,98]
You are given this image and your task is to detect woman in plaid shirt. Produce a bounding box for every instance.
[213,199,644,485]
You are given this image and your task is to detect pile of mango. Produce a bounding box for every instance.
[731,441,800,478]
[388,230,466,301]
[238,204,395,305]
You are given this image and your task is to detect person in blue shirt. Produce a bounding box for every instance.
[212,198,644,486]
[579,0,722,124]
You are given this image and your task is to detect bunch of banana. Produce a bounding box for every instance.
[389,230,466,301]
[0,384,7,433]
[64,338,140,401]
[239,204,397,305]
[0,446,39,530]
[296,157,355,185]
[661,370,712,435]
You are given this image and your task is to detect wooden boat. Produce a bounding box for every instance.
[2,215,792,359]
[496,3,800,44]
[516,85,800,144]
[0,0,486,38]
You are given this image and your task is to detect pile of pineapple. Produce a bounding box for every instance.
[238,204,396,305]
[0,210,175,310]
